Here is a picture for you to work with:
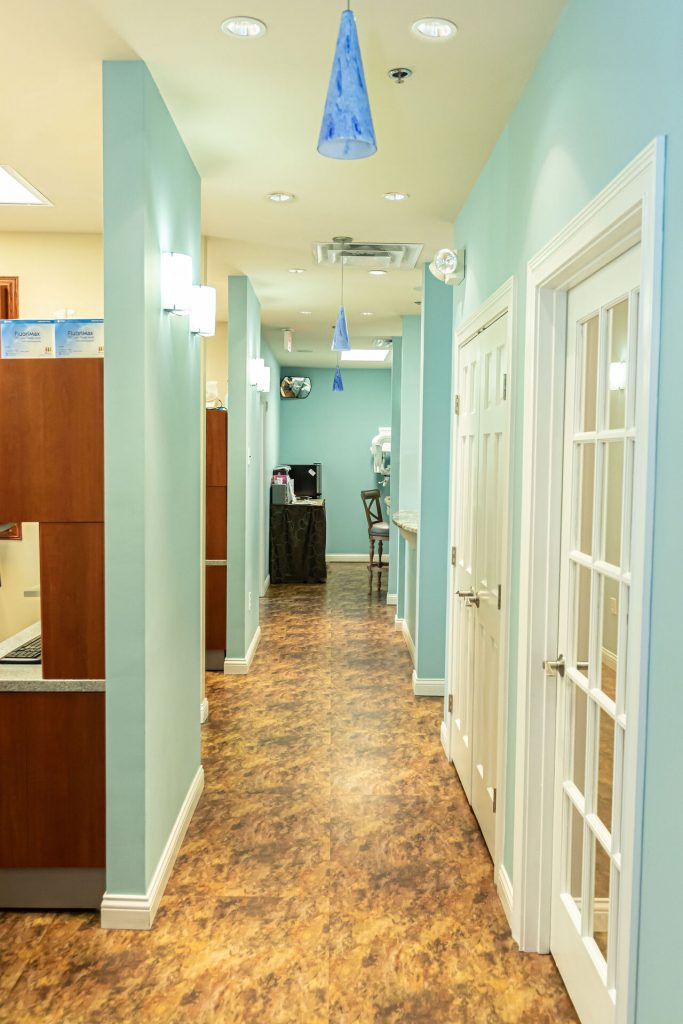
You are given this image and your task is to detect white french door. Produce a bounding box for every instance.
[549,246,641,1024]
[450,311,509,858]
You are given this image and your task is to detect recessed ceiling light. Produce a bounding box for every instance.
[0,165,51,206]
[411,18,458,40]
[268,192,295,203]
[384,192,409,202]
[341,349,390,362]
[289,268,305,274]
[369,270,387,276]
[362,311,374,316]
[221,16,267,38]
[300,310,312,315]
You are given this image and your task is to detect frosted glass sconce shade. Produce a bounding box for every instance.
[318,10,377,160]
[190,285,216,336]
[161,252,193,313]
[331,305,351,351]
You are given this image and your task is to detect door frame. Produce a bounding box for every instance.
[513,139,664,1024]
[445,275,516,923]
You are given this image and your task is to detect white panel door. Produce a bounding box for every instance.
[550,246,641,1024]
[450,313,508,857]
[451,334,480,802]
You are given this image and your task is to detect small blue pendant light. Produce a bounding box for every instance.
[318,4,377,160]
[331,250,351,351]
[333,364,344,392]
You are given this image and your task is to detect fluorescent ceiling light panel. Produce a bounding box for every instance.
[0,166,51,206]
[341,349,389,362]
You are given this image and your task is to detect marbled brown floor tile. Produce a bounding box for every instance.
[0,564,576,1024]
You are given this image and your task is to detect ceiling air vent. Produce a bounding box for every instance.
[312,239,423,271]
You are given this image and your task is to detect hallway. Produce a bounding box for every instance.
[0,565,577,1023]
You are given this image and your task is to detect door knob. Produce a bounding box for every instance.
[543,655,565,678]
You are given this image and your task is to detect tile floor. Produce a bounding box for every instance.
[0,564,578,1023]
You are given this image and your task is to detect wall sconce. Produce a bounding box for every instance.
[249,357,265,388]
[249,357,271,392]
[609,361,627,391]
[161,252,193,313]
[428,247,466,286]
[190,285,217,336]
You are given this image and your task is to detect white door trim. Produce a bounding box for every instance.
[513,139,664,1024]
[446,275,516,919]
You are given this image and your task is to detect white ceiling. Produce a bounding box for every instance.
[0,0,566,366]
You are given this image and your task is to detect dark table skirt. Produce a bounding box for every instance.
[269,504,327,584]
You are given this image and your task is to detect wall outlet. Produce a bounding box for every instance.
[610,596,618,615]
[248,592,252,612]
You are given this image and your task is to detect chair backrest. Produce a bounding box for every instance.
[360,489,383,531]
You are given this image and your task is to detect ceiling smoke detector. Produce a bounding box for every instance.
[312,240,423,271]
[388,67,413,84]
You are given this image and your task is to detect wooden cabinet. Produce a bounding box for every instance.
[0,692,105,868]
[205,410,227,660]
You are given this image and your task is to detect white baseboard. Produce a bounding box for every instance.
[602,646,617,672]
[200,697,209,724]
[496,863,514,931]
[326,553,369,562]
[412,671,444,697]
[440,719,450,761]
[101,765,204,931]
[224,625,261,675]
[261,575,270,597]
[386,593,398,606]
[394,615,405,632]
[402,621,416,666]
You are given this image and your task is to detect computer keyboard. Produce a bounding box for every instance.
[0,635,42,664]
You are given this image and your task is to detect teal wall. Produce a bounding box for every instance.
[279,367,391,554]
[261,336,281,588]
[415,268,453,682]
[103,61,202,893]
[397,315,421,624]
[387,339,402,598]
[449,0,683,1016]
[227,277,262,659]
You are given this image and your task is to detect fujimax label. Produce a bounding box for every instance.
[0,320,55,358]
[55,319,104,358]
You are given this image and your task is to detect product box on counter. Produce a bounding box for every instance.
[55,319,104,358]
[0,320,55,359]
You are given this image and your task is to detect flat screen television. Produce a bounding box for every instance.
[289,463,322,498]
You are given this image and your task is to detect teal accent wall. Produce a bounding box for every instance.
[278,367,391,554]
[450,0,683,1016]
[103,61,202,894]
[261,336,281,587]
[387,338,402,597]
[227,277,262,659]
[415,268,453,682]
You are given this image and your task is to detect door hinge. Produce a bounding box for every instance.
[492,787,497,813]
[502,373,508,400]
[454,394,460,415]
[448,694,453,713]
[497,583,502,610]
[451,545,457,566]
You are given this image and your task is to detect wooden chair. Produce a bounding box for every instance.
[361,489,389,593]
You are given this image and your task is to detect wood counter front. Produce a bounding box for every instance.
[0,692,105,868]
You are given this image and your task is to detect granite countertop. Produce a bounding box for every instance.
[392,510,419,535]
[0,621,105,693]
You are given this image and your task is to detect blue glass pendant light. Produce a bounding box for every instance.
[318,4,377,160]
[331,250,351,351]
[333,365,345,392]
